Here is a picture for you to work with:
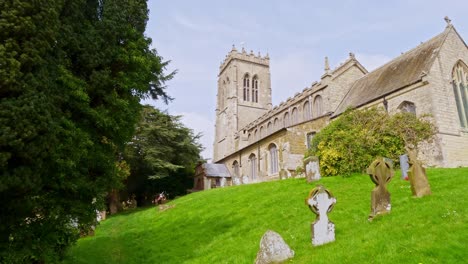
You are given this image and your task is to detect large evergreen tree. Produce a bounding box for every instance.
[0,0,172,262]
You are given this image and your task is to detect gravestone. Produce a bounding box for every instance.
[220,177,226,187]
[232,177,241,186]
[304,156,321,183]
[255,230,294,264]
[279,169,288,180]
[306,185,336,246]
[399,154,409,180]
[367,157,394,220]
[408,150,431,197]
[242,175,250,184]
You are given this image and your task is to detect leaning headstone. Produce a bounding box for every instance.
[306,185,336,246]
[367,157,394,220]
[399,154,409,180]
[255,230,295,264]
[304,156,321,183]
[408,150,431,197]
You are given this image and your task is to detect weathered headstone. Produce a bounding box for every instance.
[306,185,336,246]
[279,169,288,180]
[304,156,321,183]
[367,157,394,220]
[220,177,226,187]
[255,230,295,264]
[399,154,409,180]
[242,175,250,184]
[408,150,431,197]
[232,177,241,186]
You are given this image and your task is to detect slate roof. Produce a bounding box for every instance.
[333,26,452,117]
[202,163,231,178]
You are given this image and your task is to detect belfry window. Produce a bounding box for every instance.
[452,62,468,128]
[252,76,259,103]
[243,74,250,101]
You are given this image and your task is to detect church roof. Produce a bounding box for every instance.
[333,26,453,117]
[202,163,231,178]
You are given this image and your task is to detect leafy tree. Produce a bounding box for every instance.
[307,108,436,176]
[123,105,203,204]
[0,0,172,262]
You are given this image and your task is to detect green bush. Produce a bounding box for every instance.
[307,108,436,176]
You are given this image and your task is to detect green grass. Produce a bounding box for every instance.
[63,168,468,264]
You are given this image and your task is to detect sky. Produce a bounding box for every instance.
[144,0,468,161]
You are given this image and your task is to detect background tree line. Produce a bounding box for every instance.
[0,0,201,262]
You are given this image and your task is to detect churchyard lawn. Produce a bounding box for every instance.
[63,168,468,263]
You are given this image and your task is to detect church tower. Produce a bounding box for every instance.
[213,46,272,162]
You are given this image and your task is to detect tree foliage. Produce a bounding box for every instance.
[0,0,172,262]
[307,108,436,177]
[123,105,202,204]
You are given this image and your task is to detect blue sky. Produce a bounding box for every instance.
[145,0,468,161]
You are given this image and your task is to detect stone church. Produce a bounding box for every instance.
[212,20,468,185]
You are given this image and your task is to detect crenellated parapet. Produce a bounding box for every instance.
[219,45,270,75]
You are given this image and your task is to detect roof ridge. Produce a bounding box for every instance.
[332,26,451,117]
[361,26,450,76]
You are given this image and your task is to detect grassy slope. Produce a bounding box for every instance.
[64,168,468,264]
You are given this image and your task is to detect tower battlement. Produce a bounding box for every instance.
[219,46,269,75]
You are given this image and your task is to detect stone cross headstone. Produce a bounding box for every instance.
[408,150,431,197]
[304,156,321,183]
[255,230,295,264]
[399,154,409,180]
[367,157,394,220]
[306,185,336,246]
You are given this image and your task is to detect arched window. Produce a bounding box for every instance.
[259,126,264,138]
[284,112,290,127]
[243,74,250,101]
[269,144,278,174]
[249,154,257,179]
[254,129,258,140]
[452,61,468,128]
[291,107,298,124]
[313,95,323,117]
[303,101,311,121]
[252,76,259,103]
[398,101,416,115]
[248,133,251,141]
[267,122,272,134]
[232,161,240,177]
[274,118,279,130]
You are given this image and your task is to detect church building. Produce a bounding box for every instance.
[212,20,468,185]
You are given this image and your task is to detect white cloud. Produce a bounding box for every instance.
[175,111,215,161]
